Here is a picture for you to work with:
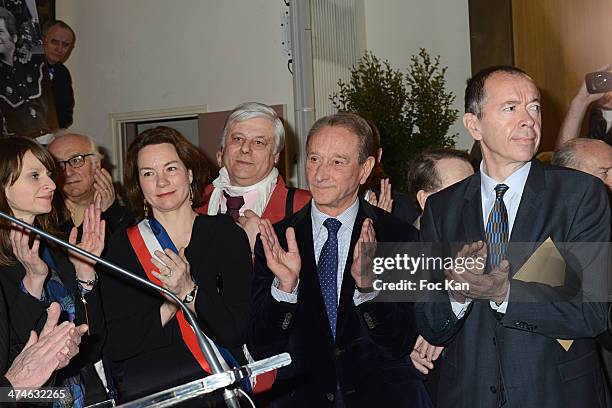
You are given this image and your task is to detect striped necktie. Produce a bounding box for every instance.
[485,184,509,268]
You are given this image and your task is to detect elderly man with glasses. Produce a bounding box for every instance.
[48,133,133,236]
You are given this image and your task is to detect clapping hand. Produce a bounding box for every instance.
[5,302,88,390]
[92,168,116,212]
[444,241,510,304]
[350,218,377,289]
[10,225,48,280]
[69,204,105,282]
[11,224,48,298]
[367,179,393,213]
[151,247,194,301]
[259,219,301,293]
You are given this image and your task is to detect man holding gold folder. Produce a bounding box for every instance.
[415,66,611,408]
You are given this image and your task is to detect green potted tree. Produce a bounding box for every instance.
[331,48,458,192]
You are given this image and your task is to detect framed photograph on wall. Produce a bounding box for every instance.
[0,0,57,137]
[35,0,55,30]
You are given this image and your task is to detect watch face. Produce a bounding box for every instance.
[184,284,197,303]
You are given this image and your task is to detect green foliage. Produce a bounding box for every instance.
[330,48,458,192]
[406,49,458,152]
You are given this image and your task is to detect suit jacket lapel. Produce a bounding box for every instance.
[336,199,373,341]
[507,160,546,274]
[510,160,545,243]
[293,203,336,344]
[463,173,485,242]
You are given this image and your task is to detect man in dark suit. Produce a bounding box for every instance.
[415,66,611,408]
[43,20,76,130]
[249,112,430,407]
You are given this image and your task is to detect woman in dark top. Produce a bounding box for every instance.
[0,137,105,407]
[101,126,253,403]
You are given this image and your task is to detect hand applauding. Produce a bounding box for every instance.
[10,225,48,298]
[259,219,301,293]
[350,218,377,289]
[366,179,393,213]
[69,204,105,285]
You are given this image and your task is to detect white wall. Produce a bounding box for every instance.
[56,0,294,167]
[364,0,473,150]
[57,0,473,169]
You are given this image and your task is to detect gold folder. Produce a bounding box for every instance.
[512,238,573,351]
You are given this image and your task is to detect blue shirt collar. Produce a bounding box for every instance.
[311,198,360,237]
[480,160,531,198]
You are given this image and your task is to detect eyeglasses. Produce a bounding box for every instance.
[57,153,96,169]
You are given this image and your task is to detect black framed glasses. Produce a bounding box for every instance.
[57,153,96,169]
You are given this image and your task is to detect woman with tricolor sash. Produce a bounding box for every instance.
[100,127,253,403]
[0,137,106,407]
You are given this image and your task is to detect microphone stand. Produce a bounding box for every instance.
[0,212,243,407]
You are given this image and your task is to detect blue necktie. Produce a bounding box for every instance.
[318,218,342,339]
[485,184,509,268]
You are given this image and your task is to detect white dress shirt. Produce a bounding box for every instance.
[451,161,531,317]
[271,198,376,306]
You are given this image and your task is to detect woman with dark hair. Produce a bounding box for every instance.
[0,136,105,407]
[101,126,253,403]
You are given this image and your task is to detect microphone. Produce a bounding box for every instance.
[0,211,290,407]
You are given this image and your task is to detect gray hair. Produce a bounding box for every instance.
[220,102,285,154]
[51,133,101,164]
[551,146,578,169]
[551,139,603,170]
[307,112,374,165]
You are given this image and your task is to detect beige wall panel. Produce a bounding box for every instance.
[512,0,612,151]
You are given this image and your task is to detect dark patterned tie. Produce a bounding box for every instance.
[317,218,342,339]
[223,191,244,222]
[485,184,510,407]
[485,184,509,268]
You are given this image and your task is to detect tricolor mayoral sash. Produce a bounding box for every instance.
[126,217,274,393]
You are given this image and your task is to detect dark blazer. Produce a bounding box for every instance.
[0,243,105,387]
[390,191,421,225]
[0,284,8,374]
[0,285,16,408]
[48,61,74,129]
[369,188,421,226]
[101,215,252,403]
[415,160,611,408]
[249,199,431,408]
